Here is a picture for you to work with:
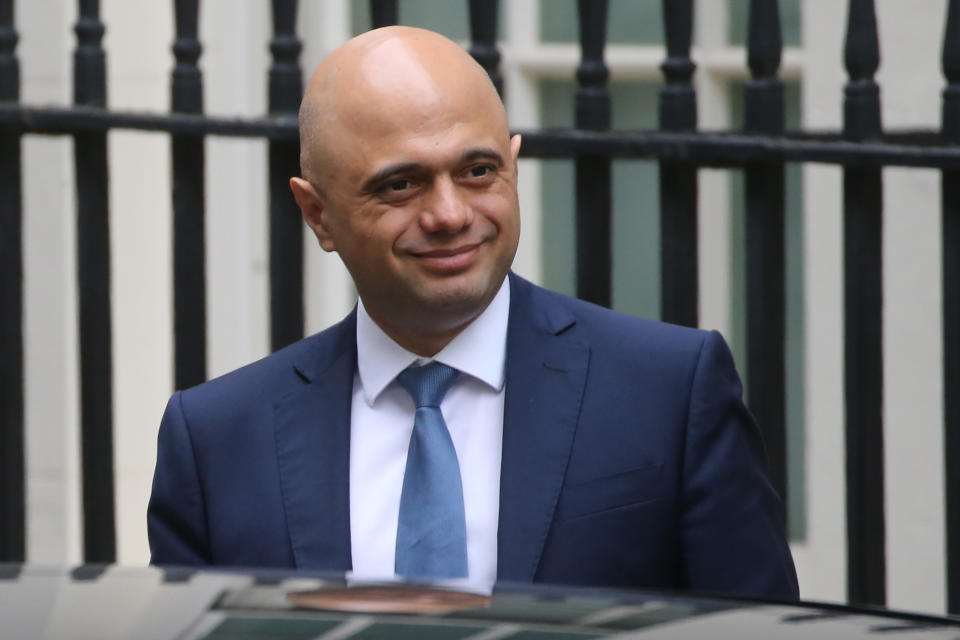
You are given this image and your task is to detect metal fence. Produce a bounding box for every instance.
[1,0,958,611]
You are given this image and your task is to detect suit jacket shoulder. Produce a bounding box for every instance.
[177,310,357,429]
[508,272,712,385]
[148,310,358,568]
[505,273,798,597]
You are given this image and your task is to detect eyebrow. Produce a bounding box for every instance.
[361,162,422,194]
[361,147,505,194]
[459,147,504,166]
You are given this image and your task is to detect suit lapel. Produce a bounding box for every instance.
[270,280,589,579]
[274,313,357,571]
[497,275,590,581]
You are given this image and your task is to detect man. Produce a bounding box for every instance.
[148,26,799,598]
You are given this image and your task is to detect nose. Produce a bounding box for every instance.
[419,177,473,234]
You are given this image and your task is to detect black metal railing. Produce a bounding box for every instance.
[743,0,786,517]
[0,0,23,568]
[268,0,304,353]
[943,0,960,616]
[658,0,698,329]
[1,0,959,612]
[171,0,206,391]
[73,0,114,565]
[842,0,886,607]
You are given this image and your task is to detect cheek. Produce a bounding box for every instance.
[345,202,405,242]
[470,189,513,221]
[367,209,420,258]
[477,194,520,233]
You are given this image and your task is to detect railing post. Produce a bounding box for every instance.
[659,0,698,327]
[0,0,24,563]
[73,0,115,563]
[843,0,885,606]
[370,0,398,29]
[468,0,503,98]
[269,0,303,351]
[744,0,787,507]
[941,0,960,616]
[575,0,612,307]
[171,0,206,389]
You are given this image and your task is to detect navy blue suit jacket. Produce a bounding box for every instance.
[148,273,799,597]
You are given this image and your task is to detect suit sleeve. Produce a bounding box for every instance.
[147,391,212,565]
[679,331,799,598]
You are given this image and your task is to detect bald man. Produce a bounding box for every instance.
[148,27,799,598]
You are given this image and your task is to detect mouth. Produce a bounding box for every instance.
[410,242,484,273]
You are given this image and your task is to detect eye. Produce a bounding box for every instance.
[469,165,491,178]
[377,178,418,201]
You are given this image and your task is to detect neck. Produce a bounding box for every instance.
[362,302,487,358]
[387,330,458,358]
[374,313,474,357]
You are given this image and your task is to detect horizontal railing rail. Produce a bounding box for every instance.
[4,105,960,167]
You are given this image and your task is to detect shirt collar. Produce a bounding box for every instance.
[355,277,510,406]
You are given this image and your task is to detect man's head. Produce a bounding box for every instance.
[290,26,521,356]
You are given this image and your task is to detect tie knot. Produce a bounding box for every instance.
[396,362,460,408]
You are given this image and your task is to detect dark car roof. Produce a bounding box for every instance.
[2,565,958,639]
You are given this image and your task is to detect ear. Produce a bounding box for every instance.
[290,177,337,252]
[509,134,522,178]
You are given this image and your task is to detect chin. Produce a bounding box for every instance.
[414,278,498,319]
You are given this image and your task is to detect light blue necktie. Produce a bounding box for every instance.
[394,362,468,579]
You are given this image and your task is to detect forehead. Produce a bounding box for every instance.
[332,73,507,177]
[344,54,503,139]
[307,36,509,184]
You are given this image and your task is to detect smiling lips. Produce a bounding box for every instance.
[410,242,484,272]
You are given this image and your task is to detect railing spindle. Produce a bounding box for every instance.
[744,0,787,506]
[942,0,960,616]
[171,0,206,389]
[269,0,303,351]
[0,0,24,563]
[468,0,503,98]
[575,0,612,307]
[73,0,115,563]
[843,0,885,606]
[659,0,698,327]
[370,0,398,29]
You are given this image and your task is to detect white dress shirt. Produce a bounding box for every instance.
[348,278,509,590]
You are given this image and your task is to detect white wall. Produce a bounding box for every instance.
[796,0,851,606]
[875,0,945,613]
[19,0,81,567]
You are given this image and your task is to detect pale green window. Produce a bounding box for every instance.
[352,0,491,40]
[539,81,662,320]
[729,80,806,540]
[729,0,803,47]
[541,0,801,47]
[541,0,663,45]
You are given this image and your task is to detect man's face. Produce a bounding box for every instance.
[298,73,521,342]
